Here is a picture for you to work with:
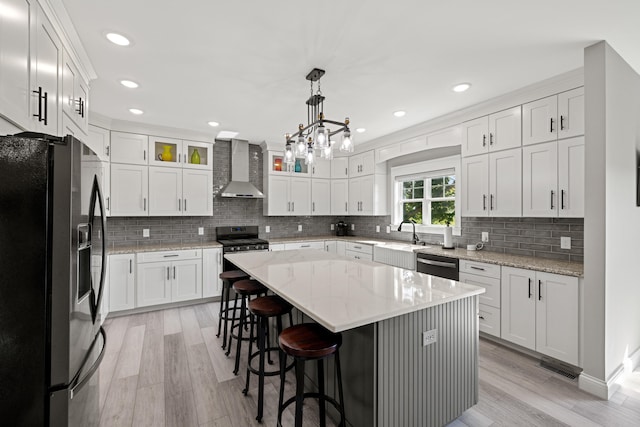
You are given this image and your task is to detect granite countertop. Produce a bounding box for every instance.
[108,235,583,278]
[109,241,222,255]
[226,250,485,333]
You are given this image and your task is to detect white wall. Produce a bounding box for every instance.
[583,41,640,393]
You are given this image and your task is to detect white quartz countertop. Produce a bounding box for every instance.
[226,249,485,333]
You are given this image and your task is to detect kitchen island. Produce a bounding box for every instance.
[226,249,485,427]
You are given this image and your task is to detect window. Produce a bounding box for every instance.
[390,155,460,232]
[400,175,456,226]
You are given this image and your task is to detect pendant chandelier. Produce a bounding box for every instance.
[284,68,353,166]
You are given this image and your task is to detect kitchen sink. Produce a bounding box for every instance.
[377,242,431,252]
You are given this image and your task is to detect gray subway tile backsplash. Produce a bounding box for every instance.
[106,141,583,263]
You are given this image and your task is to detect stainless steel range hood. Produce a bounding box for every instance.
[220,139,264,198]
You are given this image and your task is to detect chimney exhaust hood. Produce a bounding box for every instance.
[220,139,264,198]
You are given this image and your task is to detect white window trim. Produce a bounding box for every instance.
[390,155,461,236]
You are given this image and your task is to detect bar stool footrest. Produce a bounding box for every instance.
[278,393,344,424]
[247,347,294,377]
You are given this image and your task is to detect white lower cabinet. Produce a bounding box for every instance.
[501,266,579,365]
[108,254,136,312]
[344,242,373,261]
[325,240,346,256]
[284,241,324,250]
[148,167,213,216]
[459,260,502,338]
[137,250,202,308]
[269,244,285,251]
[202,248,223,298]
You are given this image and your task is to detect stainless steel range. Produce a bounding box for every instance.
[216,226,269,270]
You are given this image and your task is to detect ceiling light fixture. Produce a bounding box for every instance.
[106,32,130,46]
[283,68,353,166]
[393,110,406,117]
[120,80,138,88]
[356,128,366,133]
[452,83,471,93]
[207,121,220,127]
[128,108,143,115]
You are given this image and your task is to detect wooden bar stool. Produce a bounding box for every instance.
[243,295,295,422]
[216,270,250,349]
[277,323,345,427]
[227,279,267,375]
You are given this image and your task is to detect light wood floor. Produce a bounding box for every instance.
[98,302,640,427]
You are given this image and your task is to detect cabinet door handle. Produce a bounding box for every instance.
[345,202,348,212]
[287,202,290,212]
[550,190,555,210]
[482,134,486,147]
[538,279,542,300]
[167,267,170,280]
[33,87,44,123]
[312,166,315,174]
[184,199,187,211]
[217,252,221,264]
[300,244,310,248]
[106,146,110,157]
[143,150,146,161]
[173,266,176,279]
[528,278,532,298]
[345,167,348,176]
[129,259,132,274]
[106,197,110,210]
[561,190,565,210]
[43,91,48,126]
[490,194,494,210]
[489,133,494,145]
[550,117,554,133]
[560,115,565,130]
[483,194,487,211]
[178,199,181,211]
[291,202,294,212]
[143,198,147,211]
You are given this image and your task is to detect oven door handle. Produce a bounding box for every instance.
[417,258,457,269]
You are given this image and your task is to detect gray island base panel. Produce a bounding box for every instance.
[226,250,482,427]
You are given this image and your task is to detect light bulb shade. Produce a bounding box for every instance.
[321,145,333,159]
[295,137,306,157]
[315,125,327,148]
[284,144,294,164]
[305,145,315,165]
[339,130,354,152]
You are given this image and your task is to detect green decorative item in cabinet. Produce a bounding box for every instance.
[191,148,201,164]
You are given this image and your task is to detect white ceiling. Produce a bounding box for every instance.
[61,0,640,147]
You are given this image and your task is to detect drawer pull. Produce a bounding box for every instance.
[163,254,179,258]
[300,244,310,248]
[353,245,361,249]
[470,266,485,271]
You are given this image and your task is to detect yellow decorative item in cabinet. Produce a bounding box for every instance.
[158,145,173,162]
[191,148,201,165]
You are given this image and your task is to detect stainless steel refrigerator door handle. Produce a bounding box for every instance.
[70,327,106,400]
[416,259,457,268]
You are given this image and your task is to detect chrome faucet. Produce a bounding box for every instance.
[397,219,420,245]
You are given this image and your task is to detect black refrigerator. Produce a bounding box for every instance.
[0,133,108,426]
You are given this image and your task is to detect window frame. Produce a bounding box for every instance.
[390,155,461,235]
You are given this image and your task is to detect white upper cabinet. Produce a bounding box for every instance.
[149,136,183,168]
[61,49,88,134]
[331,179,349,215]
[86,125,110,162]
[311,157,332,179]
[349,150,376,177]
[331,157,349,178]
[266,151,311,176]
[349,174,386,215]
[263,175,311,216]
[557,137,584,217]
[110,132,149,165]
[289,177,312,215]
[522,141,558,216]
[110,163,149,216]
[522,137,584,218]
[31,3,61,136]
[558,87,584,140]
[182,169,213,216]
[523,95,558,146]
[148,166,182,216]
[0,0,32,129]
[523,88,584,146]
[311,179,331,216]
[461,148,521,217]
[182,140,213,170]
[462,107,521,157]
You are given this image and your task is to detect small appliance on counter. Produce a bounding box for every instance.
[336,221,349,236]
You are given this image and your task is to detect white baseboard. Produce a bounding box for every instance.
[578,345,640,400]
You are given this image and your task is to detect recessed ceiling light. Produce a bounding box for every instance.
[356,128,366,133]
[129,108,143,115]
[106,32,130,46]
[120,80,139,88]
[393,110,406,117]
[207,121,220,127]
[452,83,471,93]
